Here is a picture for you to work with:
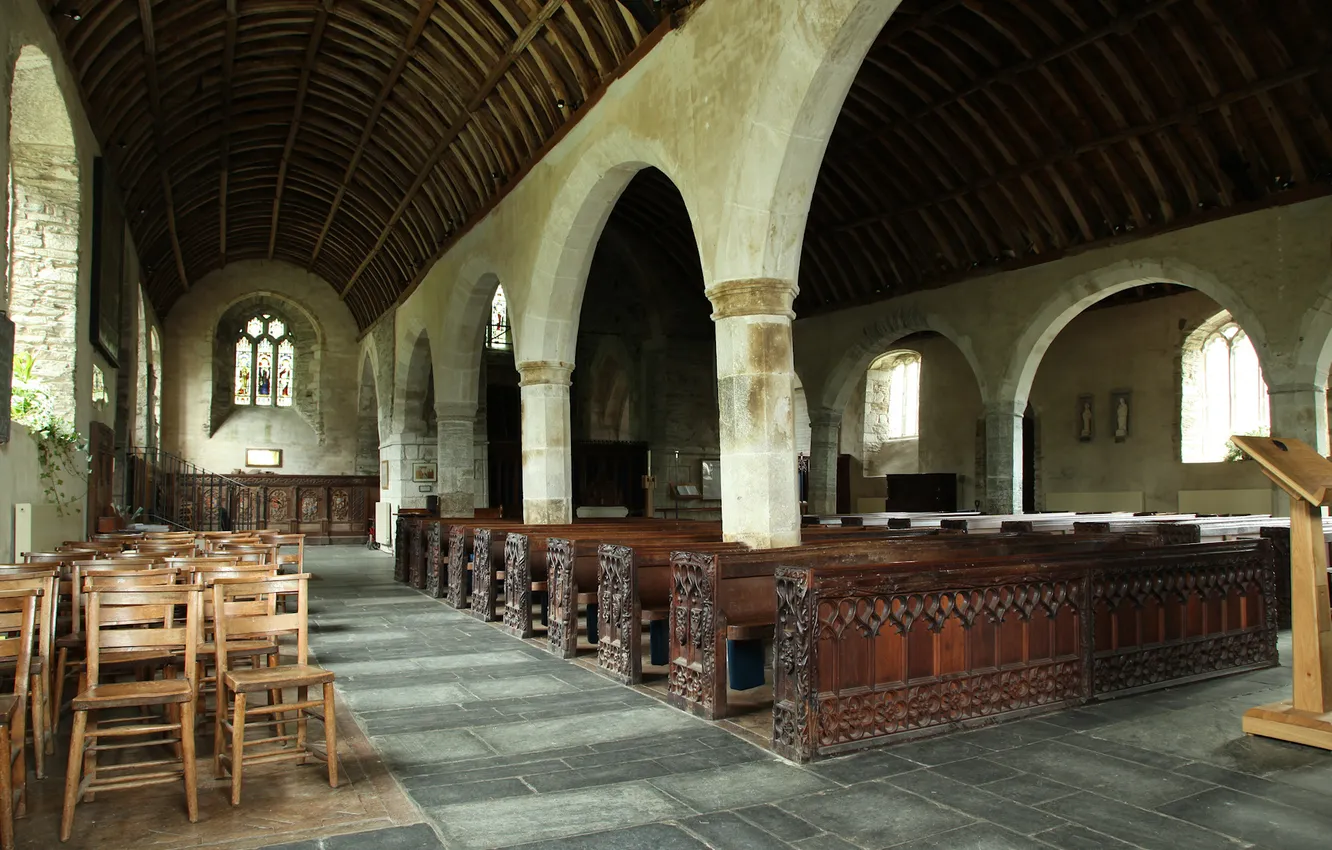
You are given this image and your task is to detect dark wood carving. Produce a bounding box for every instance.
[472,527,496,621]
[547,538,577,658]
[446,525,469,609]
[597,544,639,684]
[503,533,532,637]
[393,514,408,583]
[408,516,427,590]
[426,521,444,599]
[666,551,719,719]
[770,540,1277,762]
[1259,527,1294,629]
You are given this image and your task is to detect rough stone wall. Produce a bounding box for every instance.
[162,261,361,475]
[8,143,80,423]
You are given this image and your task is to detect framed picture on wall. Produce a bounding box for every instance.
[381,460,390,489]
[412,462,437,483]
[245,448,283,468]
[700,458,722,501]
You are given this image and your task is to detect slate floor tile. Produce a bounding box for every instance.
[927,757,1021,786]
[889,736,993,766]
[790,836,862,850]
[779,781,971,847]
[1171,760,1332,817]
[471,706,701,755]
[408,776,534,808]
[958,719,1070,751]
[804,749,921,785]
[650,760,834,811]
[884,823,1048,850]
[1055,733,1193,771]
[1156,786,1332,850]
[734,804,823,841]
[988,740,1213,808]
[1039,792,1247,850]
[978,772,1080,807]
[885,770,1068,836]
[1032,824,1142,850]
[504,823,710,850]
[260,824,445,850]
[523,757,677,793]
[681,811,796,849]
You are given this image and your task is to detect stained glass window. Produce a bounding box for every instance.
[234,339,252,405]
[485,285,511,350]
[277,340,294,407]
[234,311,295,407]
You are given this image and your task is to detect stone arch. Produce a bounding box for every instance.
[815,309,986,415]
[355,352,380,475]
[1001,259,1272,411]
[397,328,435,438]
[207,292,322,441]
[520,133,700,366]
[7,44,82,424]
[1296,270,1332,391]
[713,1,902,285]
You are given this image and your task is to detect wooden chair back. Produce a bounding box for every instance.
[163,556,240,570]
[132,545,197,558]
[63,540,122,553]
[0,574,55,690]
[82,569,179,592]
[0,591,39,709]
[269,534,306,573]
[84,587,200,687]
[213,575,311,668]
[24,552,89,567]
[216,544,278,566]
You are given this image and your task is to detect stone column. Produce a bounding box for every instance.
[983,402,1023,515]
[1266,384,1328,516]
[519,361,574,524]
[435,401,476,518]
[807,408,842,516]
[708,279,800,549]
[380,432,434,509]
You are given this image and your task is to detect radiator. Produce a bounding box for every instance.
[12,503,31,563]
[375,500,394,548]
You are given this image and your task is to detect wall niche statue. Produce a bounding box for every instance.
[1077,394,1094,442]
[1111,390,1131,442]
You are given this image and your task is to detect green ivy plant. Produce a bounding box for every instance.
[1222,429,1269,463]
[11,352,88,516]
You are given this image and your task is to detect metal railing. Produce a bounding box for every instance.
[122,447,261,531]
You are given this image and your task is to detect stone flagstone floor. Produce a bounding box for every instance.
[266,547,1332,850]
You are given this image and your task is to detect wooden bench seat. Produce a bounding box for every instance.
[771,538,1278,761]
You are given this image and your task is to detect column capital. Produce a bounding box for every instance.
[983,400,1025,420]
[706,278,797,321]
[434,400,477,422]
[809,408,843,429]
[517,360,574,388]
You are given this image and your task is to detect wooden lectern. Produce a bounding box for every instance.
[1231,435,1332,750]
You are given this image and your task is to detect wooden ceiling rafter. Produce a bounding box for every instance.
[137,0,191,293]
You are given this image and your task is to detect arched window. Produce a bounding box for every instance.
[486,286,511,350]
[150,326,162,450]
[234,313,294,407]
[867,351,921,441]
[1182,313,1269,462]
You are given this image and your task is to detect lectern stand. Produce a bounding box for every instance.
[1231,435,1332,750]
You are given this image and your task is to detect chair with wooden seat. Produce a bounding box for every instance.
[60,586,201,842]
[215,544,278,566]
[0,571,56,778]
[189,564,280,724]
[0,589,38,847]
[213,574,337,805]
[268,534,305,575]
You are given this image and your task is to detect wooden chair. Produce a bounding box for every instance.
[0,571,56,779]
[190,565,280,725]
[213,574,337,805]
[0,589,38,849]
[60,586,202,842]
[216,544,279,566]
[269,534,306,575]
[22,553,90,568]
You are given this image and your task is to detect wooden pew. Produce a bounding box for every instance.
[392,509,432,585]
[667,533,1163,721]
[499,521,722,640]
[772,538,1278,761]
[595,526,954,685]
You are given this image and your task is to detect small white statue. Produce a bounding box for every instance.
[1115,397,1129,439]
[1080,401,1093,439]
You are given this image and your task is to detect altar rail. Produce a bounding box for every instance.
[772,539,1277,761]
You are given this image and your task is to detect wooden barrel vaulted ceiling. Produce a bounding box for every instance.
[798,0,1332,315]
[39,0,681,328]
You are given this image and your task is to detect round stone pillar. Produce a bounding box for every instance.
[983,402,1023,515]
[807,408,842,517]
[435,401,477,518]
[708,278,800,549]
[1266,383,1328,516]
[518,361,574,524]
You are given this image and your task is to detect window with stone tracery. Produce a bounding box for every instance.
[234,313,295,407]
[485,285,511,350]
[868,351,921,440]
[1182,312,1269,462]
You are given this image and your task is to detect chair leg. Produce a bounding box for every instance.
[0,725,11,850]
[80,716,97,804]
[180,701,198,824]
[10,712,25,819]
[53,648,69,720]
[213,681,227,780]
[323,684,338,789]
[59,710,87,842]
[230,692,246,806]
[30,675,46,780]
[296,686,308,762]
